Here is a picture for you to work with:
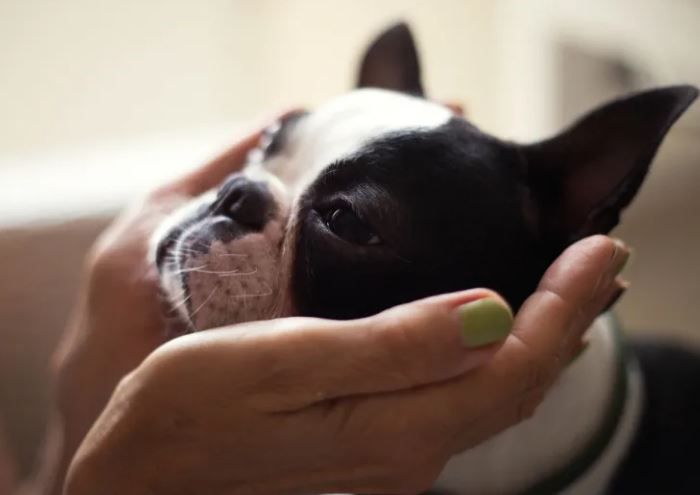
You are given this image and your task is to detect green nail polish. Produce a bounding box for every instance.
[612,240,632,276]
[457,298,513,348]
[617,249,632,275]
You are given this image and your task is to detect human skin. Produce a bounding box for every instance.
[16,111,628,495]
[0,425,17,494]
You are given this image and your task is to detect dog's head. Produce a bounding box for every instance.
[152,23,697,332]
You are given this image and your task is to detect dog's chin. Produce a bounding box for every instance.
[157,218,292,333]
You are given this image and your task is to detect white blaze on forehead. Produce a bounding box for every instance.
[154,88,451,330]
[268,88,453,191]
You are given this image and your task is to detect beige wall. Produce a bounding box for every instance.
[2,0,697,148]
[0,0,501,156]
[0,0,263,155]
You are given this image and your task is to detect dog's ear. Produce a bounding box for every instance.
[523,85,698,244]
[357,22,424,96]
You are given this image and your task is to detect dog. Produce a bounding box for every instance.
[151,23,700,494]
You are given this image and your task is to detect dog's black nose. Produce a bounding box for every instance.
[212,175,275,230]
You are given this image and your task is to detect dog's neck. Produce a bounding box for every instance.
[433,315,643,495]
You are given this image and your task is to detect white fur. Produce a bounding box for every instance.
[265,88,453,193]
[434,315,641,494]
[150,192,216,326]
[561,354,643,495]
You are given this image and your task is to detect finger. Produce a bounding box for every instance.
[598,276,629,314]
[256,289,511,411]
[508,235,630,373]
[449,385,547,453]
[340,236,629,437]
[439,100,466,116]
[159,289,511,412]
[167,108,303,197]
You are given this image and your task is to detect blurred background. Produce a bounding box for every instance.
[1,0,699,482]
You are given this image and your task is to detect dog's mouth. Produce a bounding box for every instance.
[153,226,197,336]
[154,195,291,333]
[156,284,194,337]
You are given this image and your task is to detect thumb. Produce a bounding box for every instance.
[187,288,513,412]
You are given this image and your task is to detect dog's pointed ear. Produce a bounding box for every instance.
[357,22,424,96]
[523,85,698,244]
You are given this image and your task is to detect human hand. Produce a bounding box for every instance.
[40,120,277,495]
[64,235,628,495]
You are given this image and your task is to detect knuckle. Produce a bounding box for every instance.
[515,338,560,394]
[539,287,578,322]
[522,355,547,391]
[515,389,546,423]
[85,250,121,293]
[85,236,122,280]
[86,250,110,281]
[371,312,425,381]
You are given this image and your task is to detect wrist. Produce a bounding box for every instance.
[63,382,148,495]
[64,367,185,495]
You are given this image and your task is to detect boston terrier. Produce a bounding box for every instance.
[151,23,700,494]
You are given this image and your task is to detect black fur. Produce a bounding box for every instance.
[292,118,546,318]
[357,22,424,96]
[610,340,700,494]
[289,82,698,318]
[288,24,697,319]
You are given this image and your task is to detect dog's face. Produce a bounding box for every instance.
[152,23,697,333]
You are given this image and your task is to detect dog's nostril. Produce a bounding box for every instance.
[214,177,274,230]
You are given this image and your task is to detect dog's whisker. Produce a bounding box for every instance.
[169,292,193,312]
[216,268,258,277]
[172,264,209,274]
[188,286,219,321]
[186,268,258,277]
[176,247,208,256]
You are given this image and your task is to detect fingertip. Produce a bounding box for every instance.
[455,297,514,348]
[414,287,509,312]
[568,234,617,261]
[439,100,466,116]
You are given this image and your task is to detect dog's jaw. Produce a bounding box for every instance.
[151,168,295,333]
[177,223,286,330]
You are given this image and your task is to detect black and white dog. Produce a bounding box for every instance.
[151,24,700,494]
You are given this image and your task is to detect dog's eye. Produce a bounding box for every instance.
[325,208,381,246]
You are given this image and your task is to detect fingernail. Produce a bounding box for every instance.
[609,239,632,277]
[602,285,628,313]
[456,298,513,348]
